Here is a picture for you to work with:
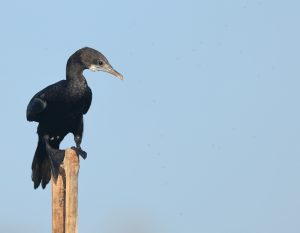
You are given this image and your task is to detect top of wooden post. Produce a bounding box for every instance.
[52,149,80,233]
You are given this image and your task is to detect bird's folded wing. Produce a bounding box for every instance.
[26,97,47,121]
[83,86,92,114]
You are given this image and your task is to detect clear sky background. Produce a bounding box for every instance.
[0,0,299,232]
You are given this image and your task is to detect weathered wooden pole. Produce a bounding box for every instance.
[52,149,79,233]
[52,168,65,233]
[65,149,79,233]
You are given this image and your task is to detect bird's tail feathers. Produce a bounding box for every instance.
[31,140,51,189]
[31,139,65,189]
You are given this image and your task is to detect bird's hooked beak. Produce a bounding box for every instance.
[89,63,124,80]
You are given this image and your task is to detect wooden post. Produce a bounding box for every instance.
[52,168,66,233]
[52,149,79,233]
[65,149,79,233]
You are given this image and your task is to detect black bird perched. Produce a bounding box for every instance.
[26,47,123,189]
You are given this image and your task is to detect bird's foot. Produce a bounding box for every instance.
[47,149,65,182]
[71,146,87,159]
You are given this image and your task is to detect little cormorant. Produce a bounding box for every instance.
[26,47,123,189]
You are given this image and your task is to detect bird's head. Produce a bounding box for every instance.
[69,47,124,80]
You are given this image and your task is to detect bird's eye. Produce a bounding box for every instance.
[98,60,104,66]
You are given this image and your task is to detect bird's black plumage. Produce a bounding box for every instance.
[27,47,123,189]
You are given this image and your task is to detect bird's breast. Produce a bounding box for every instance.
[46,90,87,117]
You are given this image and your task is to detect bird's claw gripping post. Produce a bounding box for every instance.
[71,146,87,159]
[43,135,65,182]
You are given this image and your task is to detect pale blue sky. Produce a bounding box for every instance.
[0,0,300,232]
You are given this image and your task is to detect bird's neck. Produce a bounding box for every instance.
[66,62,84,82]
